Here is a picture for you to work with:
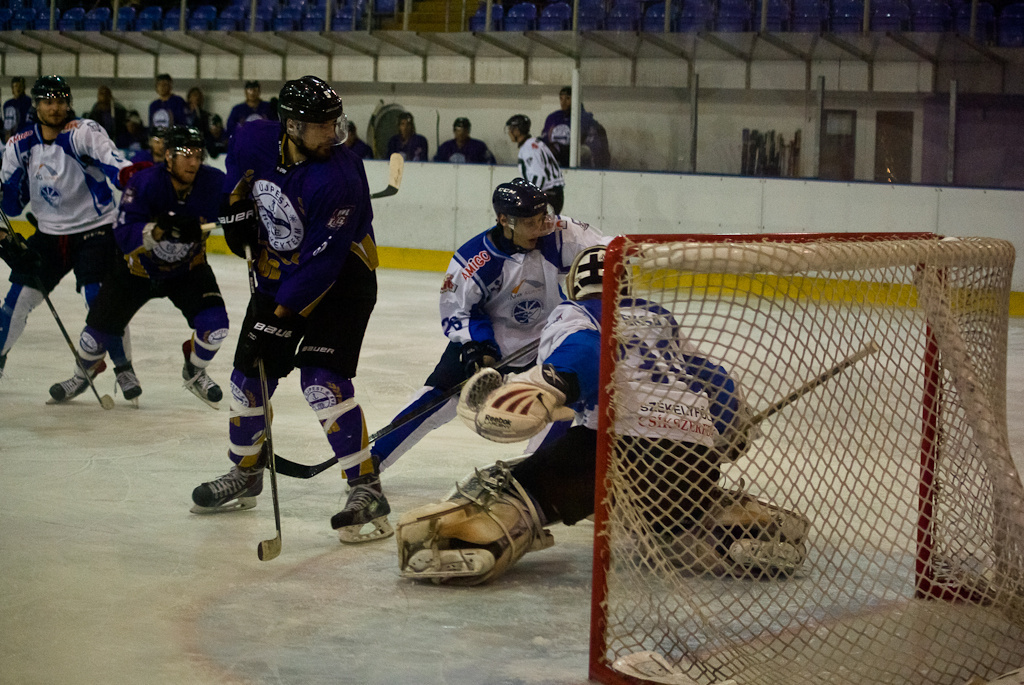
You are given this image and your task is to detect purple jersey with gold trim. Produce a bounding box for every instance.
[224,119,376,316]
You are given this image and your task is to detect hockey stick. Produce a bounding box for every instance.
[749,340,880,428]
[274,338,542,479]
[369,153,403,199]
[0,209,115,409]
[244,245,282,561]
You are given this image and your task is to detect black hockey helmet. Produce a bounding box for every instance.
[31,75,71,103]
[453,117,470,131]
[492,178,548,219]
[164,125,205,154]
[505,114,530,136]
[567,245,605,301]
[277,75,343,124]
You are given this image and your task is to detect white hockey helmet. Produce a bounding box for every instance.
[567,244,605,301]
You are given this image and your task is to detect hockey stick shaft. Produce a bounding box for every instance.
[245,245,282,561]
[274,338,542,479]
[0,209,113,409]
[750,340,879,427]
[369,153,403,199]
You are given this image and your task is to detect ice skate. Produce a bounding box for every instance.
[47,359,107,403]
[190,453,265,514]
[331,473,394,543]
[114,363,142,407]
[182,339,222,409]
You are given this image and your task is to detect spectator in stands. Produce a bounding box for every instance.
[3,77,33,142]
[344,120,374,159]
[86,85,129,147]
[148,73,188,130]
[206,114,229,159]
[122,110,147,156]
[226,80,275,138]
[386,111,428,161]
[131,127,167,165]
[184,86,212,145]
[434,117,495,164]
[541,85,610,169]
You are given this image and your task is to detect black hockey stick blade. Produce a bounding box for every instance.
[273,339,541,479]
[370,153,403,199]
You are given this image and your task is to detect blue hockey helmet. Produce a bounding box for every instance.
[492,179,548,219]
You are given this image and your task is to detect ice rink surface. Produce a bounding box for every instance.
[3,252,1024,685]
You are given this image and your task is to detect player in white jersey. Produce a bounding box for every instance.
[352,179,604,535]
[397,246,810,585]
[505,114,565,215]
[0,75,141,387]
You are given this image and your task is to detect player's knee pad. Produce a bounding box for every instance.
[78,325,115,363]
[228,370,275,467]
[301,367,371,472]
[193,307,229,355]
[397,461,553,586]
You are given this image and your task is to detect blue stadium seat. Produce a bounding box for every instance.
[538,1,571,30]
[790,0,826,31]
[217,4,245,30]
[716,0,752,31]
[135,5,162,30]
[187,5,218,31]
[273,5,301,30]
[469,3,504,30]
[870,0,909,30]
[830,0,863,32]
[247,3,275,30]
[642,1,675,31]
[754,0,789,31]
[163,6,188,30]
[677,0,712,31]
[955,0,995,41]
[605,2,639,30]
[9,6,32,30]
[576,0,604,30]
[332,4,364,30]
[302,5,327,30]
[58,6,84,30]
[33,6,57,29]
[0,7,11,30]
[114,5,135,30]
[910,0,951,31]
[504,2,537,30]
[374,0,397,15]
[997,1,1024,45]
[83,6,111,31]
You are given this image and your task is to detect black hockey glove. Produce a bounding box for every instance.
[156,212,203,243]
[460,340,502,378]
[0,229,42,275]
[219,197,258,259]
[237,310,301,378]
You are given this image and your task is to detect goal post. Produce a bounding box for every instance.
[590,233,1024,685]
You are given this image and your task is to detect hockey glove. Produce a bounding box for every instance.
[0,229,42,274]
[459,340,501,378]
[457,365,576,443]
[219,197,259,259]
[237,310,301,378]
[156,212,203,243]
[118,161,154,189]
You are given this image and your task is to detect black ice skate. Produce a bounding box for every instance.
[47,359,107,403]
[331,473,394,543]
[114,363,142,407]
[182,339,222,409]
[190,454,265,514]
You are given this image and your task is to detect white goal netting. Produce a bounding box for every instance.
[591,233,1024,685]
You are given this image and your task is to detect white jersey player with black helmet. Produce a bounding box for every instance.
[0,75,141,389]
[397,245,810,585]
[505,114,565,215]
[351,179,605,539]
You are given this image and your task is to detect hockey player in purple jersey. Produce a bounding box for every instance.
[0,75,138,387]
[190,76,385,544]
[48,126,229,407]
[433,117,495,164]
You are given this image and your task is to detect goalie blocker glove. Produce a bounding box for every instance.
[457,364,577,443]
[219,197,258,258]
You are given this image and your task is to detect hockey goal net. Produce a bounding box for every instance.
[590,233,1024,685]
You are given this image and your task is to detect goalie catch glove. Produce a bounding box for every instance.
[457,364,577,443]
[219,197,258,259]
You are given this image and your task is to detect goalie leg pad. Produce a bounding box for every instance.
[397,463,553,585]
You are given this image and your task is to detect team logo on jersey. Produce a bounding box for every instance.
[460,250,491,280]
[440,273,457,294]
[152,240,191,263]
[253,179,303,252]
[327,207,352,229]
[512,299,544,324]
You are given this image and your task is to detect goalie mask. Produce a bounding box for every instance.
[567,245,605,301]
